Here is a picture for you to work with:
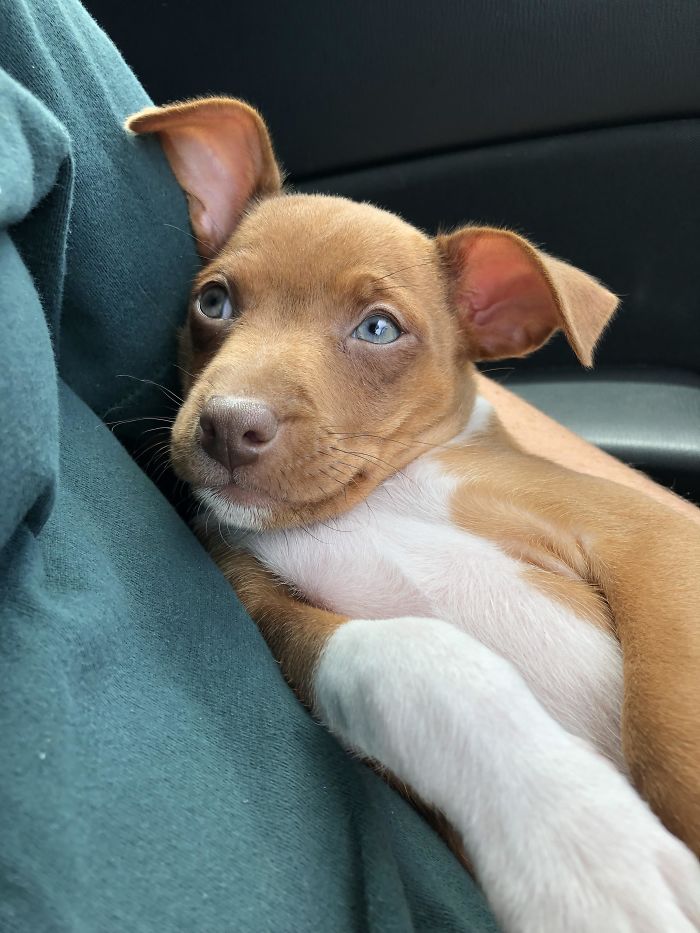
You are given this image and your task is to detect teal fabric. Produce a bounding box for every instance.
[0,1,499,930]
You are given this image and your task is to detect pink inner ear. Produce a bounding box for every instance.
[162,125,258,258]
[459,235,560,359]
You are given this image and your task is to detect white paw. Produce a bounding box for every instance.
[313,616,700,933]
[488,744,700,933]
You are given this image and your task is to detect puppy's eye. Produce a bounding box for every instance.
[352,313,402,344]
[197,284,233,320]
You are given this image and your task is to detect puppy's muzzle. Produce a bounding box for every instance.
[198,396,279,470]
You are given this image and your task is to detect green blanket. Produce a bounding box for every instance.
[0,1,498,929]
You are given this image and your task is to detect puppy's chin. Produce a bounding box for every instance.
[193,487,276,533]
[190,457,392,532]
[192,473,373,533]
[193,482,338,533]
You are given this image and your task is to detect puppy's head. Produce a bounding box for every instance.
[127,97,618,531]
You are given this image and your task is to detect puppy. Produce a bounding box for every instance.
[127,98,700,932]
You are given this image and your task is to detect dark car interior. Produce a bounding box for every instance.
[86,0,700,503]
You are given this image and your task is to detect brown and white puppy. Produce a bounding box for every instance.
[127,98,700,933]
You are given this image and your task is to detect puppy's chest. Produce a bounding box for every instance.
[244,455,624,763]
[249,496,582,647]
[252,505,520,624]
[246,455,577,632]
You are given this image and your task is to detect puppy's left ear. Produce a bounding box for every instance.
[436,227,618,367]
[126,97,282,259]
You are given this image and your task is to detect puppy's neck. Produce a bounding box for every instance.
[445,394,495,448]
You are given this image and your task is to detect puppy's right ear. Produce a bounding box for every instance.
[126,97,282,259]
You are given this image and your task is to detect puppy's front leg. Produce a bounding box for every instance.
[218,548,349,700]
[221,550,700,933]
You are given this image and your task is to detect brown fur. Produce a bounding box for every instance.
[214,546,347,697]
[128,97,700,860]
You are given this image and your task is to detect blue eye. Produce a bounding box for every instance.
[352,312,402,344]
[197,284,233,320]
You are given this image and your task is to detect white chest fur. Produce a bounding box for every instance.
[243,402,624,768]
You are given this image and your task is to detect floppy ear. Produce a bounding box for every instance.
[435,227,618,367]
[126,97,282,259]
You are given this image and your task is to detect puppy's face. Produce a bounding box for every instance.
[172,194,473,529]
[127,98,618,531]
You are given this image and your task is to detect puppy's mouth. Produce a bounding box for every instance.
[192,463,367,529]
[173,412,395,528]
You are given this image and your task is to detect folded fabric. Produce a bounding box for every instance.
[0,0,497,930]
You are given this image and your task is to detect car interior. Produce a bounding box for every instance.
[86,0,700,504]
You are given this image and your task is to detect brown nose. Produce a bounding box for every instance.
[198,397,279,470]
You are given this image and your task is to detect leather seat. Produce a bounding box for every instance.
[511,370,700,500]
